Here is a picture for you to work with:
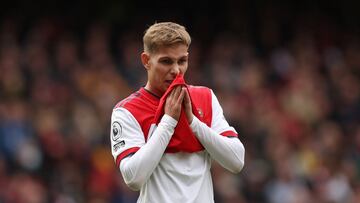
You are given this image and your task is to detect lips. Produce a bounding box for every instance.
[165,80,174,85]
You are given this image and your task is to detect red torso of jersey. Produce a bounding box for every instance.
[114,86,212,153]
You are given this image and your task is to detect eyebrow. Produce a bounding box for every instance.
[158,55,188,60]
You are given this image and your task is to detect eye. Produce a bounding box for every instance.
[160,58,173,65]
[178,58,187,65]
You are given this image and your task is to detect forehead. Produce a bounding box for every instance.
[151,43,189,59]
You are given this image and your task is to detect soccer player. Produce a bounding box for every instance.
[110,22,245,203]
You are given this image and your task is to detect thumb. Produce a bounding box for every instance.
[183,88,191,105]
[183,88,194,123]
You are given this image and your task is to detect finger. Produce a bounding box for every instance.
[183,88,190,105]
[176,88,186,104]
[166,88,175,101]
[173,86,182,98]
[183,88,192,112]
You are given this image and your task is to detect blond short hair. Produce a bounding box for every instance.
[143,22,191,54]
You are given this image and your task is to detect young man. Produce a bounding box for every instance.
[110,22,245,203]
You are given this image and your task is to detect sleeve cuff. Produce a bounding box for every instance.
[161,114,178,128]
[190,115,200,130]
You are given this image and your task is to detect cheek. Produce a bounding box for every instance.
[181,65,188,74]
[151,67,166,82]
[156,65,170,76]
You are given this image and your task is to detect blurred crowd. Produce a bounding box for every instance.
[0,7,360,203]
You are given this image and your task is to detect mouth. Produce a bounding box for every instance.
[165,80,174,85]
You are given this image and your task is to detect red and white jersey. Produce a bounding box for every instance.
[110,86,239,203]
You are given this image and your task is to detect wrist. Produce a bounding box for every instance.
[190,115,199,129]
[162,114,178,128]
[188,114,194,124]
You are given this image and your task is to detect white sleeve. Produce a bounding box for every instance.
[110,108,145,164]
[119,114,177,191]
[190,90,245,173]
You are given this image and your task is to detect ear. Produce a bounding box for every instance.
[141,52,151,70]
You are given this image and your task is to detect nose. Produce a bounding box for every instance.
[171,64,180,76]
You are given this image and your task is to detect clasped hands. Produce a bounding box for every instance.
[164,86,194,124]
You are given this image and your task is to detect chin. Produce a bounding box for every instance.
[162,87,168,93]
[164,84,171,90]
[161,86,169,94]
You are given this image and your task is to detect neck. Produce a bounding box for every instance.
[144,82,163,98]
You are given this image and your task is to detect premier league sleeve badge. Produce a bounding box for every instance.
[112,121,125,152]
